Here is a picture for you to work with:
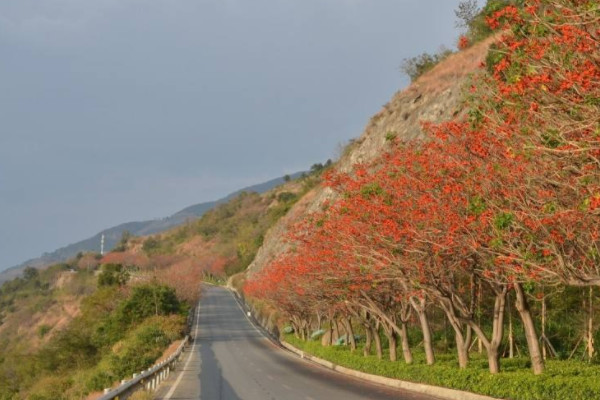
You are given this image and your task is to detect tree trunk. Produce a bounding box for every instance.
[411,296,435,365]
[456,334,469,369]
[328,318,335,346]
[400,321,413,364]
[364,324,373,357]
[374,325,383,360]
[291,320,300,339]
[333,318,340,342]
[343,317,357,351]
[469,285,507,374]
[588,287,595,360]
[508,292,514,359]
[514,282,544,374]
[490,288,506,373]
[388,331,398,362]
[440,301,470,368]
[487,347,500,374]
[541,290,547,360]
[478,281,483,354]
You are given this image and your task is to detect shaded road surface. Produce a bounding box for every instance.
[155,285,440,400]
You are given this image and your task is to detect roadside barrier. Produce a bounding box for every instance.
[97,336,189,400]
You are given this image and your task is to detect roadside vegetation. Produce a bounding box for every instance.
[285,335,600,400]
[0,256,190,400]
[0,164,331,399]
[246,1,600,399]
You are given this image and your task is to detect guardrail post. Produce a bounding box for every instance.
[95,335,189,400]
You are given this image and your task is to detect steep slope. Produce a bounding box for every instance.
[247,38,494,277]
[1,173,303,283]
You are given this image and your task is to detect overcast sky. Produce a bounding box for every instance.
[0,0,472,270]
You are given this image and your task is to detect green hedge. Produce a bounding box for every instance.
[284,335,600,400]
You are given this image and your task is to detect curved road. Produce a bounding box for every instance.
[155,285,439,400]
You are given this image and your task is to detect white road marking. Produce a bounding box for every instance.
[229,289,264,336]
[164,302,202,399]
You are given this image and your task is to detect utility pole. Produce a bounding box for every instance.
[100,234,105,256]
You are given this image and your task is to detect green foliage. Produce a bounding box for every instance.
[37,324,51,339]
[1,279,187,399]
[285,335,600,400]
[485,43,505,74]
[277,192,297,203]
[106,323,169,379]
[97,264,129,287]
[117,284,183,324]
[458,0,519,44]
[494,212,514,230]
[142,237,160,254]
[401,48,454,82]
[27,375,73,400]
[468,196,487,215]
[23,267,39,281]
[360,183,384,198]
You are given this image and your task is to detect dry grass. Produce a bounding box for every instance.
[413,36,496,95]
[155,338,184,364]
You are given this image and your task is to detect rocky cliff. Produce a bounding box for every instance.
[247,38,494,277]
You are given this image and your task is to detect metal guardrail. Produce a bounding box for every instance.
[97,335,189,400]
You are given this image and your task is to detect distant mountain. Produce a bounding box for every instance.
[0,173,303,283]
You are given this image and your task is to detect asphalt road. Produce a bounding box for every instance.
[155,285,440,400]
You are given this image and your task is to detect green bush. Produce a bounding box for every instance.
[97,264,129,287]
[116,284,182,325]
[285,335,600,400]
[27,375,73,400]
[108,323,169,379]
[37,324,51,338]
[401,48,454,82]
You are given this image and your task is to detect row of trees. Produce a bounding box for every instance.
[246,0,599,375]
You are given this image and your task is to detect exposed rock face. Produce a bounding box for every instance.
[248,38,493,277]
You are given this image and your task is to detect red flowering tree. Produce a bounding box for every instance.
[246,0,598,377]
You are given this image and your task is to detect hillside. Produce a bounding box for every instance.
[0,173,303,284]
[0,255,190,399]
[109,168,326,282]
[247,37,494,277]
[0,166,325,399]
